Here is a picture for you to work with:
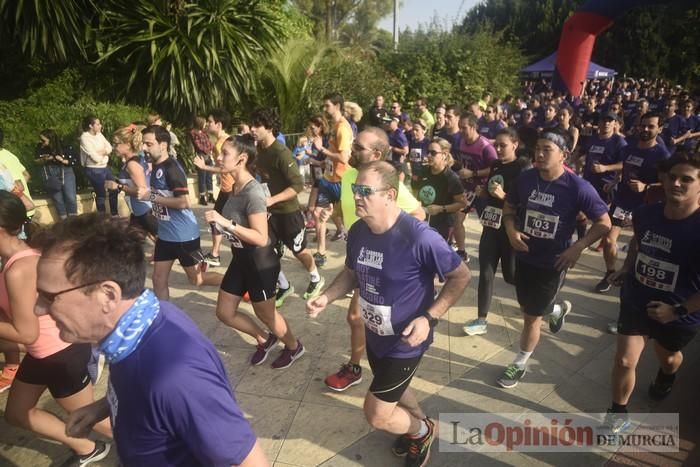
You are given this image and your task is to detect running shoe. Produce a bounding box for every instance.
[648,374,675,401]
[207,193,216,203]
[330,230,347,241]
[606,321,618,334]
[594,272,613,293]
[0,365,18,393]
[251,334,279,366]
[404,417,436,466]
[463,318,488,336]
[304,277,325,300]
[198,195,207,206]
[392,434,411,457]
[548,300,572,334]
[275,286,294,308]
[325,363,363,392]
[271,340,305,369]
[60,440,111,467]
[603,410,631,434]
[313,252,327,267]
[497,364,526,389]
[203,253,221,267]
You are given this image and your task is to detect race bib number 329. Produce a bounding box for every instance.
[359,296,394,336]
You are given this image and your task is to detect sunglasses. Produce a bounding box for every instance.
[36,281,102,307]
[427,149,443,157]
[351,184,391,197]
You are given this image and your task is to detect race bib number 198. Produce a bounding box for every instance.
[634,253,679,292]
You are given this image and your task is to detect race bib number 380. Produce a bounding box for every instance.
[635,253,679,292]
[359,296,394,336]
[524,210,559,239]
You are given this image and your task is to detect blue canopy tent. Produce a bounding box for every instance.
[521,52,616,79]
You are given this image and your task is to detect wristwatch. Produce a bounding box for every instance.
[674,304,690,318]
[117,183,124,192]
[150,193,157,202]
[422,312,439,328]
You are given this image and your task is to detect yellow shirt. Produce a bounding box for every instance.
[340,167,421,229]
[0,149,34,216]
[214,135,234,192]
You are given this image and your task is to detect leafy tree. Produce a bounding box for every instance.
[378,26,524,108]
[291,0,394,42]
[94,0,287,122]
[0,0,95,63]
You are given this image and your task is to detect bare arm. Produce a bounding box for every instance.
[206,211,269,248]
[424,262,471,320]
[0,257,40,345]
[152,194,190,209]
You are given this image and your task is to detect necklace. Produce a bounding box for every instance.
[536,174,554,196]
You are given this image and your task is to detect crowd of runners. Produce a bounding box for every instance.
[0,77,699,466]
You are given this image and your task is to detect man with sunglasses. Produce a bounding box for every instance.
[308,161,470,467]
[35,214,268,467]
[323,128,424,393]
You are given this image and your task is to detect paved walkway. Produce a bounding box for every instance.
[1,202,697,466]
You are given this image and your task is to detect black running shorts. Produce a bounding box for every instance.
[16,343,92,399]
[220,245,280,302]
[366,347,423,403]
[617,304,699,353]
[153,238,201,267]
[514,259,567,317]
[268,211,307,255]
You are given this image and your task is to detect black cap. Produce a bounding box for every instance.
[599,110,620,122]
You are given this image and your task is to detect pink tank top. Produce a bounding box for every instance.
[0,249,70,358]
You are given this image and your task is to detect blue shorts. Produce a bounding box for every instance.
[317,178,341,206]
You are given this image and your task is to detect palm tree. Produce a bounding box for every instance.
[95,0,286,121]
[0,0,94,62]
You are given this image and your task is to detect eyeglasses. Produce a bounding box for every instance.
[36,281,102,307]
[351,183,391,197]
[427,149,443,157]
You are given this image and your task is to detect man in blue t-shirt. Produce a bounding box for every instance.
[500,129,611,389]
[595,113,670,294]
[307,161,470,467]
[35,214,267,467]
[605,153,700,433]
[142,125,223,300]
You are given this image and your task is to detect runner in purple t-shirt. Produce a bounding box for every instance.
[595,113,670,294]
[499,129,611,389]
[453,112,498,263]
[307,161,470,467]
[605,152,700,432]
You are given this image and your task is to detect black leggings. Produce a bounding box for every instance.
[477,226,516,318]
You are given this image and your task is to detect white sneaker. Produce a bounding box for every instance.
[463,318,487,336]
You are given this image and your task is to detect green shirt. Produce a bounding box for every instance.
[256,140,303,214]
[341,167,421,229]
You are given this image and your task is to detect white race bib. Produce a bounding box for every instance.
[151,203,170,221]
[634,253,679,292]
[612,206,633,222]
[524,210,559,239]
[464,191,477,207]
[359,296,394,336]
[220,226,244,248]
[480,206,503,229]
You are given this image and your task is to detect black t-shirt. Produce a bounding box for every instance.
[416,167,463,228]
[485,157,531,209]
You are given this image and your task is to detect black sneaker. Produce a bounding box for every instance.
[404,417,436,467]
[304,277,325,300]
[595,272,613,293]
[313,252,327,267]
[203,253,220,267]
[207,193,216,203]
[60,441,111,467]
[198,195,207,206]
[392,434,411,457]
[648,377,674,401]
